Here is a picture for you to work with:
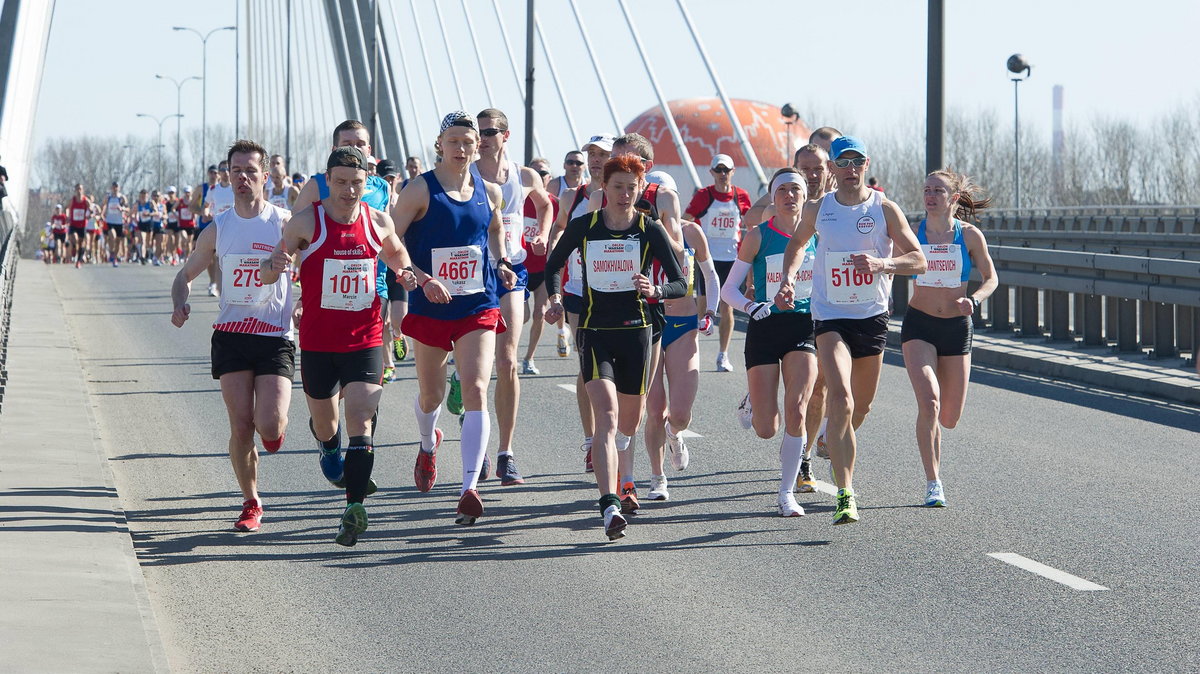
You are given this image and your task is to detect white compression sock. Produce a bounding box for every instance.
[780,432,806,496]
[460,411,490,493]
[615,432,631,451]
[413,396,441,452]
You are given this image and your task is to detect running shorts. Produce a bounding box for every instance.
[167,221,180,232]
[661,314,697,351]
[384,268,409,303]
[401,307,506,352]
[300,346,383,399]
[814,313,889,359]
[900,306,972,357]
[563,292,582,318]
[108,224,124,237]
[647,302,665,345]
[577,327,652,396]
[69,226,86,238]
[52,232,66,242]
[211,331,296,380]
[137,223,154,234]
[745,311,816,369]
[497,264,529,298]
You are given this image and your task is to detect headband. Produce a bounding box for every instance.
[770,172,806,197]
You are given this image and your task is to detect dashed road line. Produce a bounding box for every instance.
[987,553,1109,591]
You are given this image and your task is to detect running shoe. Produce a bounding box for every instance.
[319,446,344,484]
[414,428,443,492]
[152,257,161,267]
[330,476,378,496]
[234,499,263,531]
[455,489,484,525]
[666,421,689,471]
[833,489,859,525]
[382,366,395,383]
[446,371,464,415]
[925,481,946,508]
[480,454,491,481]
[519,359,539,375]
[716,352,733,372]
[496,454,525,485]
[796,459,816,493]
[334,503,369,547]
[261,433,284,454]
[603,505,627,540]
[815,433,830,460]
[557,331,570,358]
[207,282,218,297]
[583,443,593,473]
[111,258,118,268]
[74,260,82,269]
[647,475,669,501]
[736,393,753,430]
[393,337,408,361]
[778,493,805,517]
[620,482,640,514]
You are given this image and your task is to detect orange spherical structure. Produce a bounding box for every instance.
[624,98,810,171]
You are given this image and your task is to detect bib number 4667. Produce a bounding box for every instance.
[437,259,477,281]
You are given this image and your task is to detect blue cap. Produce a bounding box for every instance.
[830,136,869,159]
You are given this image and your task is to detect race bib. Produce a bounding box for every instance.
[825,250,877,305]
[585,240,640,292]
[566,249,583,292]
[72,208,85,221]
[179,206,192,219]
[764,249,816,302]
[221,254,273,306]
[270,194,289,210]
[431,245,485,296]
[522,216,539,244]
[106,203,121,217]
[320,258,375,311]
[916,243,962,288]
[500,214,527,265]
[704,207,740,240]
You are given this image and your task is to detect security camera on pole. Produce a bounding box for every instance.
[1007,54,1032,210]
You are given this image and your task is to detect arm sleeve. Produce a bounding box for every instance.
[648,220,688,300]
[544,215,586,297]
[699,256,720,314]
[720,259,755,314]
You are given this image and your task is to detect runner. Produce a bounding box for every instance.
[404,156,422,184]
[260,145,416,546]
[148,189,167,266]
[288,172,305,209]
[164,186,181,265]
[547,150,586,197]
[177,187,196,259]
[376,159,412,367]
[388,111,517,526]
[85,196,105,265]
[518,166,559,375]
[470,108,553,485]
[202,162,235,294]
[775,136,926,525]
[292,120,390,214]
[266,155,292,212]
[902,170,997,507]
[67,184,90,268]
[685,153,752,373]
[723,168,819,516]
[132,189,153,265]
[102,182,128,267]
[49,205,68,263]
[543,153,688,539]
[170,139,294,533]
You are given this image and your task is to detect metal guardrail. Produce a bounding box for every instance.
[0,212,19,413]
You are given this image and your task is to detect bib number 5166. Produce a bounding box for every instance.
[831,267,873,287]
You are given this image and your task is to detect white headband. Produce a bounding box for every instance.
[770,172,806,197]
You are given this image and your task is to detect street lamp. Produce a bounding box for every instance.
[137,113,183,188]
[1007,53,1032,209]
[172,25,235,173]
[780,103,800,166]
[156,74,202,188]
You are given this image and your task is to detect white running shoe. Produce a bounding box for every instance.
[603,504,627,540]
[778,493,805,517]
[557,330,571,358]
[647,475,670,501]
[736,393,753,430]
[666,420,689,471]
[925,481,946,507]
[716,352,733,372]
[519,359,539,375]
[815,433,830,459]
[207,282,219,297]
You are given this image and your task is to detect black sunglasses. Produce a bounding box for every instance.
[481,128,507,137]
[565,159,584,167]
[712,166,731,174]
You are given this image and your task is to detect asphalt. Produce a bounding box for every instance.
[1,257,1197,672]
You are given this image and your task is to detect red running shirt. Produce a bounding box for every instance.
[298,201,383,352]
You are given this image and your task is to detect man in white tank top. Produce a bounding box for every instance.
[547,150,586,197]
[775,136,926,526]
[170,139,295,534]
[472,107,554,486]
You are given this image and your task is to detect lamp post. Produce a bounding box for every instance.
[137,113,183,188]
[1007,53,1032,210]
[155,74,201,188]
[780,103,800,167]
[172,25,235,172]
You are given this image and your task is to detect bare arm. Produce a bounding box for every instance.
[656,188,685,253]
[170,226,218,327]
[961,225,998,316]
[259,206,315,285]
[774,201,819,310]
[520,166,554,255]
[854,200,925,276]
[290,177,320,214]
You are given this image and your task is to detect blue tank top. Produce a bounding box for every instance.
[916,219,971,282]
[313,173,391,212]
[405,171,498,320]
[199,184,212,223]
[137,201,152,223]
[752,219,815,314]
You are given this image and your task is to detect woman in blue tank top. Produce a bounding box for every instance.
[718,168,821,517]
[389,111,517,527]
[900,170,998,508]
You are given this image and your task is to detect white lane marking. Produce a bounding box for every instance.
[557,384,576,393]
[678,429,702,439]
[809,480,838,496]
[987,553,1109,591]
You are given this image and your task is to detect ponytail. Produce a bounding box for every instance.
[928,169,991,223]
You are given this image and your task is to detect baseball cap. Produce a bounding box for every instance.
[207,165,218,172]
[327,146,369,171]
[167,185,176,193]
[645,170,678,192]
[376,159,398,177]
[440,110,477,134]
[582,133,615,153]
[710,154,734,170]
[830,136,869,159]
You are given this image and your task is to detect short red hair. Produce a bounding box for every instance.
[602,155,646,184]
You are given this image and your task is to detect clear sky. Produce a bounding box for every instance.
[32,0,1200,174]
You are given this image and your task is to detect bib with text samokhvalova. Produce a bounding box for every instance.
[431,245,485,296]
[825,250,877,304]
[221,254,272,306]
[765,250,816,302]
[916,243,962,288]
[586,240,640,292]
[320,258,375,311]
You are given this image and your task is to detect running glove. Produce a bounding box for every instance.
[745,301,772,321]
[699,313,714,335]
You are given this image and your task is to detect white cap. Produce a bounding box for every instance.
[710,154,734,170]
[645,170,677,192]
[582,133,616,153]
[167,185,177,193]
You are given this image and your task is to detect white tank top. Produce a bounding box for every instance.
[809,190,892,321]
[697,188,743,262]
[268,185,290,212]
[563,184,594,297]
[205,183,235,217]
[212,204,294,339]
[471,160,526,265]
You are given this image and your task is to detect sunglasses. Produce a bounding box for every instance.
[481,128,507,137]
[712,166,731,174]
[833,157,868,168]
[565,160,584,167]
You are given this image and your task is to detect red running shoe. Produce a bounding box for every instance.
[455,489,483,525]
[261,433,284,453]
[234,499,263,531]
[620,482,639,514]
[414,428,442,492]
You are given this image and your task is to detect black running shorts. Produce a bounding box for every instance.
[577,327,651,396]
[300,346,384,399]
[900,306,972,357]
[384,267,409,303]
[211,330,296,379]
[814,313,889,359]
[744,311,817,369]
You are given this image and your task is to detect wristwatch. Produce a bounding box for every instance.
[497,258,514,270]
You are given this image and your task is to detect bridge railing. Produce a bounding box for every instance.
[0,211,19,412]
